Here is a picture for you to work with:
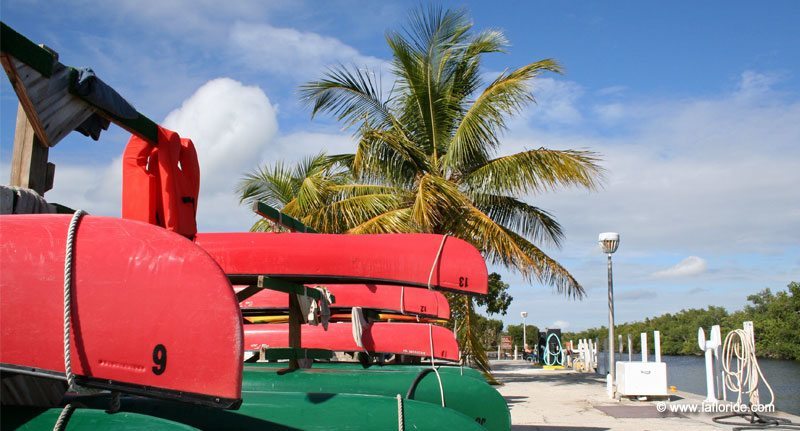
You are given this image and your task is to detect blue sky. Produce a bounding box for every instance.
[2,1,798,331]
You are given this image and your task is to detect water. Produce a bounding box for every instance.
[596,353,800,415]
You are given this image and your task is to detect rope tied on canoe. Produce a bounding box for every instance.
[426,235,448,290]
[53,403,75,431]
[351,306,369,353]
[427,323,445,407]
[54,209,86,431]
[54,210,120,431]
[303,286,332,329]
[62,209,88,392]
[399,285,405,315]
[396,394,404,431]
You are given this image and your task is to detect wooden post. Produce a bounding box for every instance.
[287,293,302,370]
[10,104,54,195]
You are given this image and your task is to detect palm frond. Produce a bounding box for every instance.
[452,294,498,383]
[448,29,508,114]
[330,183,404,197]
[310,193,407,233]
[237,161,298,208]
[387,8,469,164]
[351,128,423,187]
[411,174,469,232]
[347,207,415,234]
[249,218,275,233]
[361,128,431,173]
[443,59,563,174]
[326,153,356,171]
[458,204,584,298]
[470,193,564,248]
[300,65,396,130]
[465,148,604,195]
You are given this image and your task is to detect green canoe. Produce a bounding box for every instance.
[3,390,487,430]
[242,365,510,431]
[2,407,197,430]
[247,361,487,382]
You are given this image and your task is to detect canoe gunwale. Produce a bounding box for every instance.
[228,274,481,296]
[0,363,242,409]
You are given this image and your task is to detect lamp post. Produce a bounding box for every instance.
[521,311,528,359]
[599,232,620,398]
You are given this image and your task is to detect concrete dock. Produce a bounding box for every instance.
[491,360,800,431]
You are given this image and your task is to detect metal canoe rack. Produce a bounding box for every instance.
[252,201,316,232]
[234,274,336,371]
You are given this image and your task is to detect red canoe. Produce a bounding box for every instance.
[238,284,451,320]
[195,232,487,295]
[244,322,460,362]
[0,215,243,408]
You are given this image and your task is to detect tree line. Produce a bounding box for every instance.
[562,282,799,361]
[471,282,799,361]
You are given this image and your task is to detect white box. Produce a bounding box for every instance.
[616,361,668,396]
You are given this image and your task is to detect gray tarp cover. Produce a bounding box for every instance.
[72,68,137,140]
[0,185,55,214]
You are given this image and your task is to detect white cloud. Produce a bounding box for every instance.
[735,71,783,101]
[516,71,800,257]
[551,320,570,330]
[595,85,627,97]
[229,22,384,78]
[497,71,799,329]
[30,78,278,232]
[593,103,626,123]
[163,78,279,231]
[616,288,658,301]
[653,256,708,278]
[529,77,584,125]
[273,131,356,161]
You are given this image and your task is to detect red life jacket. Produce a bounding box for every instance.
[122,126,200,238]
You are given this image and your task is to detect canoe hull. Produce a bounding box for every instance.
[247,360,487,381]
[244,322,460,362]
[242,366,511,431]
[239,284,451,319]
[2,391,488,431]
[196,232,488,295]
[0,215,243,407]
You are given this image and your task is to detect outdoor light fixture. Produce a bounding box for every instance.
[521,311,528,354]
[599,232,620,398]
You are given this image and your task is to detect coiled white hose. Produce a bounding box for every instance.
[721,328,774,407]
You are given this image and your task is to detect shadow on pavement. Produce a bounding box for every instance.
[492,366,605,387]
[512,426,609,431]
[503,395,528,405]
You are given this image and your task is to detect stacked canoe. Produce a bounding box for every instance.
[1,216,509,430]
[0,21,510,431]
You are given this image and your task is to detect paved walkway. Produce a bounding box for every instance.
[490,360,799,431]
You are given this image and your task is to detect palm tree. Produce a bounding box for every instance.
[239,6,603,376]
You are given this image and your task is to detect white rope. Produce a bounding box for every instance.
[107,391,121,413]
[351,307,369,353]
[53,403,75,431]
[399,286,405,314]
[428,324,445,407]
[54,210,87,431]
[63,209,87,391]
[426,235,448,289]
[317,287,332,329]
[396,394,404,431]
[721,328,774,406]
